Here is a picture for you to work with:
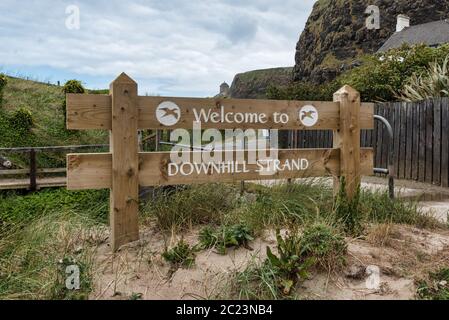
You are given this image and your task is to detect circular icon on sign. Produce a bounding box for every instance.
[299,105,319,127]
[156,101,181,126]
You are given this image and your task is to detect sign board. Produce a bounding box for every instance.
[66,73,374,251]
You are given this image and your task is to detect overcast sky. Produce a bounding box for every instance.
[0,0,316,96]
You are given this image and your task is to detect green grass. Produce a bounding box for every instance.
[417,268,449,300]
[198,223,254,255]
[232,180,335,234]
[0,76,108,168]
[360,190,440,229]
[0,188,109,232]
[0,179,444,300]
[162,240,196,269]
[222,223,346,300]
[0,188,108,300]
[141,184,239,232]
[142,181,443,236]
[226,257,282,300]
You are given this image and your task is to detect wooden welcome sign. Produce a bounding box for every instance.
[66,73,374,251]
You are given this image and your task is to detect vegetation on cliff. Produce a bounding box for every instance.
[293,0,449,84]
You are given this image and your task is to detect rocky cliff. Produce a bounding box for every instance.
[293,0,449,84]
[229,67,293,99]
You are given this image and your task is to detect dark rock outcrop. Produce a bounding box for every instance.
[293,0,449,84]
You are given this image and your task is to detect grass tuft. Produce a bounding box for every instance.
[198,223,254,255]
[417,268,449,300]
[162,240,196,269]
[142,184,238,232]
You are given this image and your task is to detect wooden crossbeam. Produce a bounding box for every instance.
[67,94,374,131]
[67,148,373,190]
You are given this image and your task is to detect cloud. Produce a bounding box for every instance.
[0,0,316,96]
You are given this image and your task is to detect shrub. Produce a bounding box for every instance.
[265,230,314,295]
[299,223,347,271]
[63,80,85,94]
[266,81,339,102]
[198,223,254,254]
[397,55,449,102]
[227,224,348,299]
[162,240,196,268]
[61,80,85,125]
[336,44,449,102]
[8,107,34,132]
[227,230,314,299]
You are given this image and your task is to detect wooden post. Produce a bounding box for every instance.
[155,130,161,151]
[109,73,139,251]
[29,149,37,191]
[333,85,361,199]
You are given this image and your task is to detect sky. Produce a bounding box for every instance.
[0,0,316,97]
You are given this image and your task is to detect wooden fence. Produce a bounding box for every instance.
[288,97,449,187]
[0,145,107,190]
[66,73,374,251]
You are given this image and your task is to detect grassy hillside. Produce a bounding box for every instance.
[229,67,293,99]
[0,76,108,168]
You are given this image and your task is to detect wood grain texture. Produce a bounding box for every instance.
[433,98,441,186]
[333,85,361,199]
[109,73,139,251]
[405,102,413,180]
[418,101,426,182]
[441,98,449,187]
[67,94,375,130]
[425,100,434,184]
[66,148,373,190]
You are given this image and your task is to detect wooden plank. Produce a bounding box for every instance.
[433,98,442,186]
[333,86,361,199]
[109,73,139,251]
[38,168,67,174]
[418,101,426,182]
[411,102,419,180]
[399,102,407,179]
[66,148,374,190]
[66,94,112,129]
[393,103,400,179]
[0,168,66,175]
[67,94,375,131]
[0,169,30,175]
[29,149,37,191]
[405,102,413,180]
[442,98,449,187]
[0,177,66,190]
[425,99,434,184]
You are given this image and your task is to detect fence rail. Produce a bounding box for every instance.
[0,144,108,190]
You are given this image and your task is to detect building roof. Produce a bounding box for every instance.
[378,20,449,52]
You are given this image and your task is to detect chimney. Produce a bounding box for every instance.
[396,14,410,32]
